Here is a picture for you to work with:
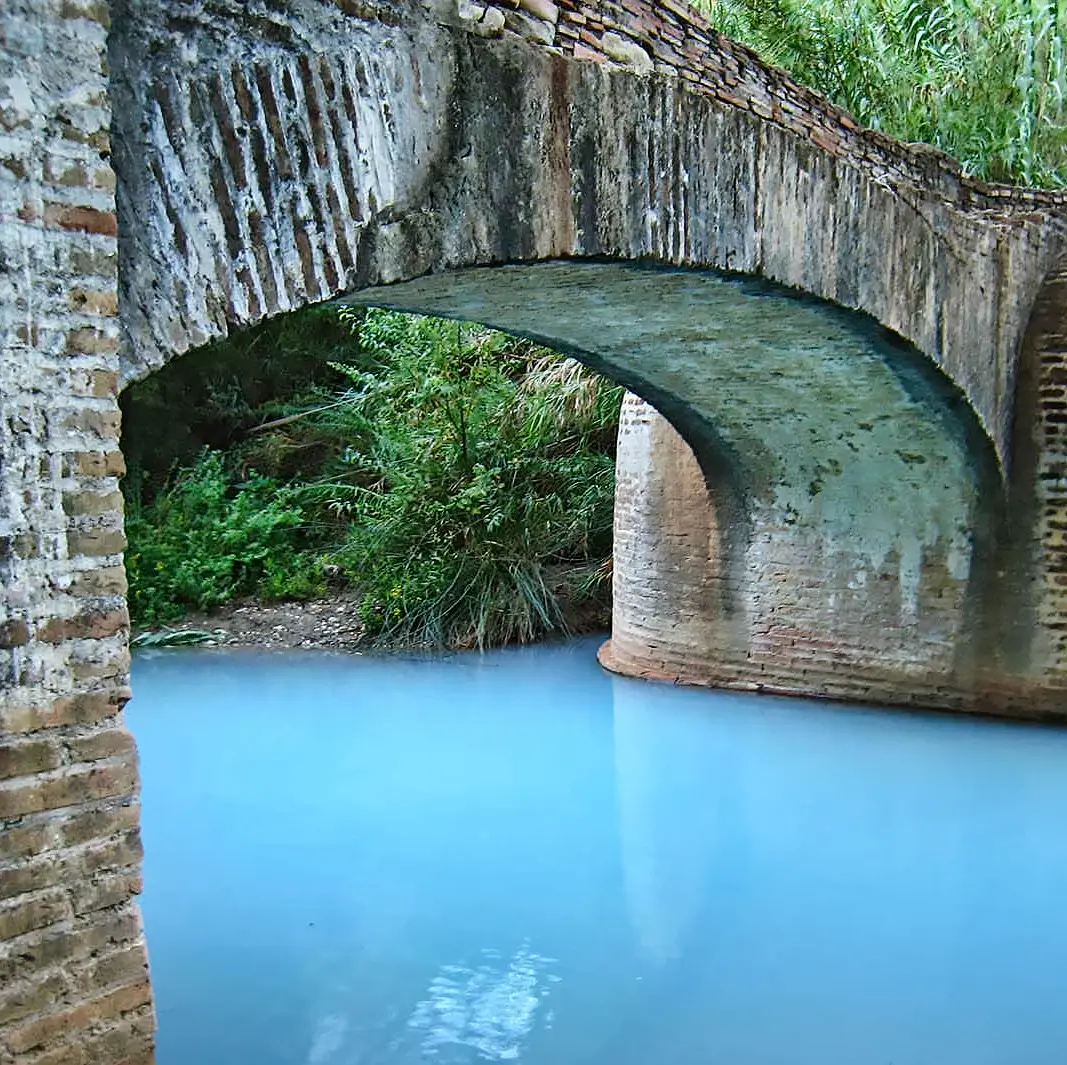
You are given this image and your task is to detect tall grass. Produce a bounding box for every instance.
[296,309,621,648]
[707,0,1067,187]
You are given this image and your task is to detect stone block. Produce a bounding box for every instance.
[0,738,62,781]
[36,607,128,644]
[42,204,117,236]
[66,450,125,480]
[66,725,136,765]
[66,528,127,558]
[4,980,151,1056]
[0,891,70,942]
[62,489,123,516]
[0,687,131,734]
[0,618,31,648]
[0,761,139,819]
[67,567,128,598]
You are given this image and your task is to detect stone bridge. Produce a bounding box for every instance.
[2,0,1067,1058]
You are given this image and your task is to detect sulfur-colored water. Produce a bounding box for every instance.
[129,637,1067,1065]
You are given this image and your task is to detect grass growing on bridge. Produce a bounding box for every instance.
[711,0,1067,187]
[122,306,621,649]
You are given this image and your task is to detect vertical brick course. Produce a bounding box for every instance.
[1,1,152,1060]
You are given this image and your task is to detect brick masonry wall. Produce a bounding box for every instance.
[347,263,1056,714]
[1006,259,1067,695]
[602,397,1040,715]
[1,2,154,1063]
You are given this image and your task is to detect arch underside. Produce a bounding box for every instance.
[347,261,1024,711]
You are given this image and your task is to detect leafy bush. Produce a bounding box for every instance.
[709,0,1067,187]
[299,310,621,648]
[122,307,622,646]
[120,306,365,497]
[125,451,324,625]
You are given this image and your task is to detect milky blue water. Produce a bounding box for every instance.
[128,637,1067,1065]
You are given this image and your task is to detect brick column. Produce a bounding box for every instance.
[1,2,154,1062]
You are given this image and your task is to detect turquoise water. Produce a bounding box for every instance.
[129,638,1067,1065]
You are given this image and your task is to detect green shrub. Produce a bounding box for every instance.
[121,306,622,647]
[298,310,622,648]
[125,451,324,625]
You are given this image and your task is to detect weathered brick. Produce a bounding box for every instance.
[0,891,69,942]
[89,370,120,397]
[85,945,152,993]
[61,409,122,439]
[66,449,125,478]
[69,287,119,315]
[25,1010,154,1065]
[1,153,30,180]
[37,607,128,644]
[0,738,61,781]
[0,762,139,820]
[67,567,128,598]
[0,906,142,986]
[57,805,140,849]
[42,204,118,237]
[0,687,130,734]
[46,160,91,188]
[5,979,151,1055]
[70,651,127,685]
[0,618,31,648]
[59,0,112,28]
[93,167,117,191]
[70,870,144,916]
[67,726,136,765]
[0,970,67,1028]
[64,326,120,355]
[68,246,117,276]
[0,829,143,902]
[66,528,127,557]
[62,489,123,517]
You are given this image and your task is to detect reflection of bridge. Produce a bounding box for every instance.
[610,675,1067,1062]
[3,0,1067,1055]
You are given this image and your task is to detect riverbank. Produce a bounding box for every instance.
[132,589,610,653]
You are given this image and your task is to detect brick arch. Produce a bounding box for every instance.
[5,0,1067,1061]
[344,260,1008,712]
[112,0,1066,475]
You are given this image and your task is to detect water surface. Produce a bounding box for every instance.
[129,638,1067,1065]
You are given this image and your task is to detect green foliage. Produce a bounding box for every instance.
[125,451,324,625]
[297,310,622,648]
[707,0,1067,187]
[121,306,364,497]
[122,306,622,647]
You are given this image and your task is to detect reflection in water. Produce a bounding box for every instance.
[130,639,1067,1065]
[612,678,720,967]
[306,1013,349,1064]
[405,944,559,1061]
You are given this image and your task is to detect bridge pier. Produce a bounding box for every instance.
[602,394,1067,717]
